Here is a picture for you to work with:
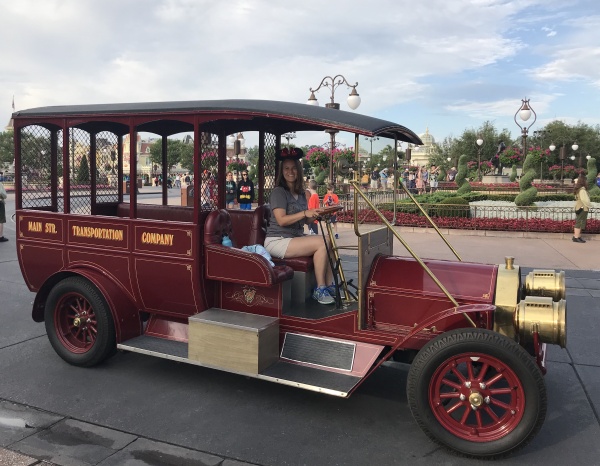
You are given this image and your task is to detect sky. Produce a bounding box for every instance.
[1,0,599,153]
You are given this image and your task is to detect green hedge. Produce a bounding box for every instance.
[432,196,470,218]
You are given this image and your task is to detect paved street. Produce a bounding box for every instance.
[1,191,599,466]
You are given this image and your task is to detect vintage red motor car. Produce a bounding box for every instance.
[11,100,566,458]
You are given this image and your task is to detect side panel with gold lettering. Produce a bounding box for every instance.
[17,213,66,290]
[68,220,128,249]
[134,225,193,257]
[19,214,64,243]
[133,223,200,317]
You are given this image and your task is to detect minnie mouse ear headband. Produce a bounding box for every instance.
[276,147,304,161]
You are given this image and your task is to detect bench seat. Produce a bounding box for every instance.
[204,209,293,287]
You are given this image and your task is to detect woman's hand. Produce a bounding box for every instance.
[305,208,320,219]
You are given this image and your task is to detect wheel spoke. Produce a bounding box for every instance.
[490,397,512,411]
[475,410,483,428]
[466,360,475,380]
[459,406,470,425]
[441,377,462,390]
[439,392,460,399]
[489,387,512,395]
[484,406,500,422]
[446,401,464,415]
[87,328,96,345]
[451,366,467,383]
[484,371,505,387]
[477,363,489,382]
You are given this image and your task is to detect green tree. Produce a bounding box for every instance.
[532,121,600,170]
[0,131,13,166]
[77,154,90,183]
[149,138,185,171]
[179,142,194,171]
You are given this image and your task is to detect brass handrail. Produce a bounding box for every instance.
[349,180,476,328]
[397,182,463,261]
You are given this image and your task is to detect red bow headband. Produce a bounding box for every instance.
[276,147,304,161]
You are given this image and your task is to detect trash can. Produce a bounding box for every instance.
[181,185,194,206]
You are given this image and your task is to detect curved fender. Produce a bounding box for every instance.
[400,303,495,348]
[32,268,142,343]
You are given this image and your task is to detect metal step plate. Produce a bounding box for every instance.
[118,335,188,360]
[260,361,361,397]
[281,333,355,371]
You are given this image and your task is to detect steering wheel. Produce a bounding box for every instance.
[317,205,344,218]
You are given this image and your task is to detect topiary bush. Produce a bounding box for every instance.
[587,157,600,195]
[510,165,517,182]
[515,152,538,206]
[455,154,472,195]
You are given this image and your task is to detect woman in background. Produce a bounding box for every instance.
[573,174,591,243]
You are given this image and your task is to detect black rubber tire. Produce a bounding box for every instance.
[406,328,547,459]
[44,276,116,367]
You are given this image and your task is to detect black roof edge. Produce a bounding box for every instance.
[12,99,423,145]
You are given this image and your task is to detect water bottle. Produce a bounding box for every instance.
[222,235,232,247]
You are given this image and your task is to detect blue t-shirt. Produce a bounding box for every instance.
[266,186,308,238]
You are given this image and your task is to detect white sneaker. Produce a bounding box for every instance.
[312,286,335,305]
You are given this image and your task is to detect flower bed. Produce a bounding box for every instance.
[337,208,600,233]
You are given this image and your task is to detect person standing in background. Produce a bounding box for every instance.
[323,183,340,239]
[305,179,320,235]
[225,171,237,209]
[415,166,425,194]
[0,180,7,242]
[429,165,439,192]
[370,168,380,190]
[380,168,389,190]
[573,174,591,243]
[237,170,255,210]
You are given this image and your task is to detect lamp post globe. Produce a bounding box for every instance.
[572,142,581,167]
[514,98,537,163]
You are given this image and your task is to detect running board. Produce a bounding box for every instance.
[118,335,360,397]
[118,308,384,397]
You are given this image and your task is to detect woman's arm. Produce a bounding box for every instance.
[272,207,319,227]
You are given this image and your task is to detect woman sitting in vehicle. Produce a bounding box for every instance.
[264,148,335,305]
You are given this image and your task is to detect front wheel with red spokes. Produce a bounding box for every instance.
[407,329,547,459]
[45,277,116,367]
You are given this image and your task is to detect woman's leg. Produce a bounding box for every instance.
[284,236,332,287]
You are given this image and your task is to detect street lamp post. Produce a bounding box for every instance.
[365,136,379,167]
[572,142,580,168]
[282,132,296,147]
[549,142,557,182]
[534,130,548,179]
[307,75,361,186]
[514,98,537,163]
[476,136,483,181]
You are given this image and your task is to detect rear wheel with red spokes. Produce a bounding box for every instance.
[45,277,116,367]
[407,329,546,459]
